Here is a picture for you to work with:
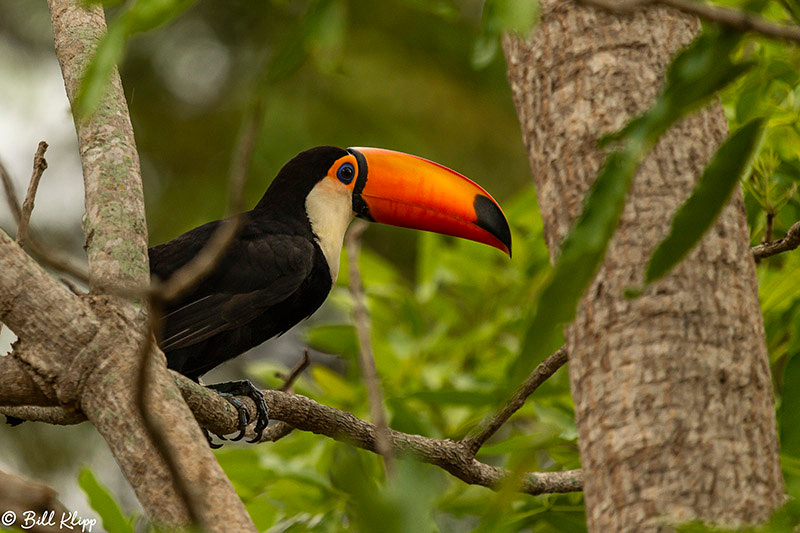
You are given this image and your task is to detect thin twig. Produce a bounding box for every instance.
[1,152,89,283]
[752,220,800,260]
[17,142,48,248]
[580,0,800,44]
[345,220,394,475]
[462,346,569,456]
[258,350,313,443]
[278,349,311,392]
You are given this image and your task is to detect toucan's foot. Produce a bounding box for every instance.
[202,427,224,449]
[206,380,269,444]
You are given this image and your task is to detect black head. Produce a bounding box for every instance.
[254,146,349,214]
[254,145,512,256]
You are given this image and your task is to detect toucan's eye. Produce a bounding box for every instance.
[337,162,355,184]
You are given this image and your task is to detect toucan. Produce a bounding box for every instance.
[149,146,511,445]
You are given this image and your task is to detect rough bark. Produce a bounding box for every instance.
[503,2,783,530]
[0,227,256,531]
[0,1,258,530]
[48,0,150,293]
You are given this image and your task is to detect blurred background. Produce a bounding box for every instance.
[0,0,539,526]
[3,0,800,531]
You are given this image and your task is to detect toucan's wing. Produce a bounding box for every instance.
[152,227,316,351]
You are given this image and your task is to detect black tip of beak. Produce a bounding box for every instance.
[474,195,512,256]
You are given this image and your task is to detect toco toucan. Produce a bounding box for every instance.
[149,146,511,445]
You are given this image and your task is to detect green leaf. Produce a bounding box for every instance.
[123,0,196,34]
[75,0,196,116]
[471,32,499,70]
[78,469,134,533]
[643,118,764,285]
[473,0,538,69]
[330,447,440,533]
[482,0,539,36]
[307,324,359,360]
[512,148,643,378]
[73,22,127,118]
[601,27,751,147]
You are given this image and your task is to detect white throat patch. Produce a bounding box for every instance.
[305,178,354,282]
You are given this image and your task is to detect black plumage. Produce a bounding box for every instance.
[148,146,348,444]
[149,146,348,380]
[145,144,511,446]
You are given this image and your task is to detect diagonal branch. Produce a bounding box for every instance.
[278,349,311,392]
[580,0,800,44]
[41,2,256,530]
[462,346,569,456]
[752,221,800,260]
[49,0,149,294]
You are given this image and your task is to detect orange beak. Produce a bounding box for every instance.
[348,147,511,256]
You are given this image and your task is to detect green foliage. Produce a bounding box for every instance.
[716,6,800,521]
[78,468,136,533]
[473,0,539,68]
[641,118,765,288]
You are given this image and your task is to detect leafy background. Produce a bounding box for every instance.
[0,0,799,531]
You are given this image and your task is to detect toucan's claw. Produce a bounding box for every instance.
[206,380,269,444]
[202,427,224,449]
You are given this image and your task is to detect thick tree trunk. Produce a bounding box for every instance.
[504,2,783,530]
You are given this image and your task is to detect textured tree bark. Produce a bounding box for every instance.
[49,0,150,294]
[504,2,783,530]
[0,1,258,530]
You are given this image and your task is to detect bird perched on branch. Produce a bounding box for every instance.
[149,146,511,445]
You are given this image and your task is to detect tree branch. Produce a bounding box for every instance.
[579,0,800,44]
[462,346,569,456]
[48,0,149,294]
[37,2,257,530]
[1,160,88,284]
[2,373,584,496]
[752,221,800,260]
[16,142,48,249]
[278,349,311,393]
[0,470,68,533]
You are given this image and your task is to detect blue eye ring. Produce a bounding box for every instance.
[337,162,355,184]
